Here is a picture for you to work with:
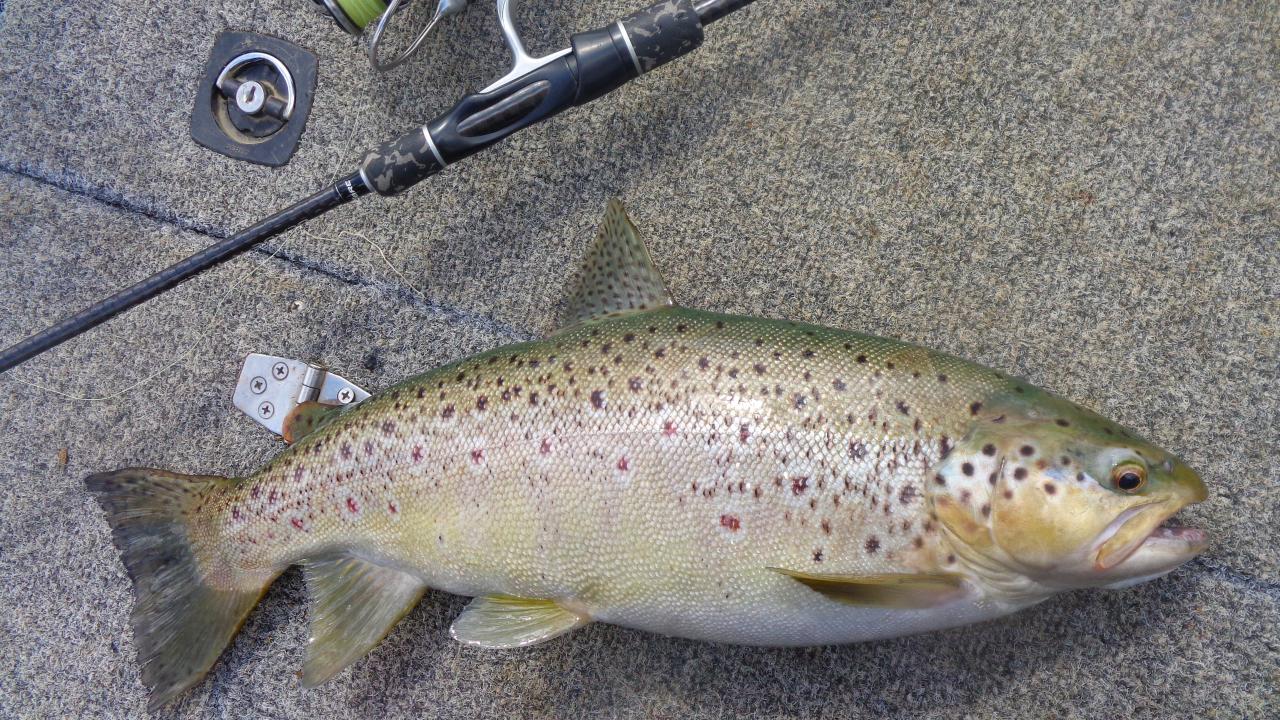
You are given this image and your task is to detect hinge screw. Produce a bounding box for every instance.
[250,376,268,394]
[258,401,275,419]
[272,362,289,380]
[337,388,356,404]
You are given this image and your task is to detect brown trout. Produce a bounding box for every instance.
[88,200,1209,709]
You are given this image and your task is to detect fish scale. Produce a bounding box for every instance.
[88,200,1209,709]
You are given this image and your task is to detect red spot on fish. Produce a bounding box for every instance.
[231,507,241,521]
[412,445,424,462]
[540,439,552,455]
[268,489,279,504]
[471,449,485,464]
[663,421,677,437]
[346,497,360,514]
[250,486,260,499]
[341,443,353,460]
[791,476,809,495]
[720,514,741,531]
[617,457,630,471]
[291,517,304,530]
[388,501,398,514]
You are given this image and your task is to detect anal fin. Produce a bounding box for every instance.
[450,595,589,649]
[771,568,967,609]
[301,556,427,686]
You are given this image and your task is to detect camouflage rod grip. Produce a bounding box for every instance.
[619,0,705,75]
[358,128,446,197]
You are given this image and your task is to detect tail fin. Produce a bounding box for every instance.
[86,468,276,711]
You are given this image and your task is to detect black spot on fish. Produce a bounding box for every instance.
[961,462,974,476]
[591,390,605,409]
[969,401,983,416]
[982,444,996,456]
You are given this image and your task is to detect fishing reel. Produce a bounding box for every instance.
[313,0,470,71]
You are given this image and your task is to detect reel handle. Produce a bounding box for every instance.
[360,0,706,196]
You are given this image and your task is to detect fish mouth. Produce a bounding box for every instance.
[1093,501,1208,574]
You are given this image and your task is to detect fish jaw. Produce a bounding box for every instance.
[1091,499,1209,585]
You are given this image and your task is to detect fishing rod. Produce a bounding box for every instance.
[0,0,757,374]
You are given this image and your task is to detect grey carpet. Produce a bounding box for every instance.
[1,0,1276,717]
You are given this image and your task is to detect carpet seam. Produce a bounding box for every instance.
[0,162,535,343]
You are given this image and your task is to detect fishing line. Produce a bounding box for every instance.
[303,228,533,341]
[5,234,299,402]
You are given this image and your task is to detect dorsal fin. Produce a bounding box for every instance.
[559,199,674,330]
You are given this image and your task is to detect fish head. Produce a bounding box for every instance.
[935,393,1208,593]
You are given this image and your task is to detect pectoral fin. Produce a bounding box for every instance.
[450,596,590,649]
[301,556,427,686]
[770,568,967,609]
[283,401,345,444]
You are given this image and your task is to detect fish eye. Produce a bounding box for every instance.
[1111,464,1147,492]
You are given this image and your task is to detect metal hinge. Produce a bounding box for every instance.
[233,353,370,436]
